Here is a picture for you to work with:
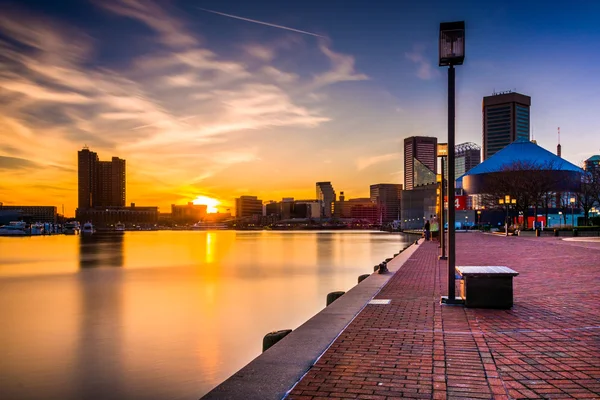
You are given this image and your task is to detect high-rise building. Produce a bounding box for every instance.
[370,184,402,224]
[455,142,481,180]
[482,91,531,160]
[585,155,600,174]
[78,147,126,209]
[316,182,336,218]
[404,136,437,190]
[235,196,263,218]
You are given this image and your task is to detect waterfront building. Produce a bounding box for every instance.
[334,193,379,223]
[78,147,126,209]
[171,203,208,224]
[0,205,57,223]
[404,136,437,190]
[316,182,336,218]
[400,183,438,230]
[455,142,481,180]
[75,203,158,226]
[235,196,263,218]
[370,184,402,224]
[265,199,320,220]
[482,91,531,160]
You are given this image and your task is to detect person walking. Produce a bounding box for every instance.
[424,219,431,241]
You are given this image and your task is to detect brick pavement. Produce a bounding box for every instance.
[287,233,600,400]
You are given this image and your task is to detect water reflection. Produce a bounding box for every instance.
[0,231,409,399]
[79,233,124,268]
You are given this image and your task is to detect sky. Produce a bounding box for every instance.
[1,0,599,216]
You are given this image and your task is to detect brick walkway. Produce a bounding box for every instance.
[287,233,600,400]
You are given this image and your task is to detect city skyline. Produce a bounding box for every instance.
[1,0,599,216]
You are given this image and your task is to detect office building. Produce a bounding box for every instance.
[401,183,438,230]
[455,142,481,180]
[235,196,263,218]
[404,136,437,190]
[334,193,379,223]
[316,182,336,218]
[585,155,600,174]
[78,147,126,209]
[482,91,531,160]
[171,203,208,223]
[370,184,402,224]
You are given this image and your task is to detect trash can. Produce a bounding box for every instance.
[554,229,559,237]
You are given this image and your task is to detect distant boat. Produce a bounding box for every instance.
[63,221,80,235]
[0,221,29,236]
[81,222,95,235]
[114,222,125,232]
[30,223,44,235]
[192,221,228,230]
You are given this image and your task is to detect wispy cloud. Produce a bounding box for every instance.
[198,8,325,38]
[405,45,439,80]
[356,152,401,171]
[0,0,370,213]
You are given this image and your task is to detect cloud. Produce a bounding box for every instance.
[0,0,370,213]
[0,156,38,170]
[356,152,401,171]
[96,0,198,48]
[405,45,439,80]
[244,44,275,62]
[311,42,369,89]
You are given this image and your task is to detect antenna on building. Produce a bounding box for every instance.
[557,127,562,157]
[83,144,89,150]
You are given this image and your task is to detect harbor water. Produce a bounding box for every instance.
[0,230,409,399]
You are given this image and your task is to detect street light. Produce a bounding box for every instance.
[439,21,465,305]
[437,143,448,260]
[570,197,576,227]
[558,211,563,228]
[499,195,516,237]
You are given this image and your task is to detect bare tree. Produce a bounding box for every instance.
[479,160,566,229]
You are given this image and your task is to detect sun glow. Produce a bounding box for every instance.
[192,196,221,213]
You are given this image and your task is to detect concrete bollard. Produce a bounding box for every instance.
[263,329,292,352]
[358,274,370,284]
[326,291,345,306]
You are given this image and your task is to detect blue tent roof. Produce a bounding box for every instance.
[465,139,583,175]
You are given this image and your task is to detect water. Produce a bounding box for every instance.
[0,230,408,399]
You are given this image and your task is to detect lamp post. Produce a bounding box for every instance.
[437,143,448,260]
[499,195,516,236]
[558,211,563,229]
[477,210,481,228]
[570,197,576,227]
[439,21,464,305]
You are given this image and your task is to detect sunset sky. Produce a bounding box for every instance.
[1,0,599,216]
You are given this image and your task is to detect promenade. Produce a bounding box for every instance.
[287,233,600,400]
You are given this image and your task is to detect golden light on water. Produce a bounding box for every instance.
[193,196,221,213]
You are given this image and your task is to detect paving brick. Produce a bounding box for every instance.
[286,235,600,400]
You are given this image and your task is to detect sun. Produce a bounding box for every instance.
[192,196,221,213]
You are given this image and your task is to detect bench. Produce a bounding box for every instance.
[455,266,519,309]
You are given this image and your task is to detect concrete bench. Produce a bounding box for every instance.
[456,266,519,309]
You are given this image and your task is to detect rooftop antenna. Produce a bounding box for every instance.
[557,127,562,157]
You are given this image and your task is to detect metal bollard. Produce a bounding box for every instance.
[326,291,345,306]
[263,329,292,352]
[378,262,388,274]
[358,274,370,283]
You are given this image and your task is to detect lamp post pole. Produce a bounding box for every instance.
[438,146,447,260]
[439,21,464,305]
[447,64,456,301]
